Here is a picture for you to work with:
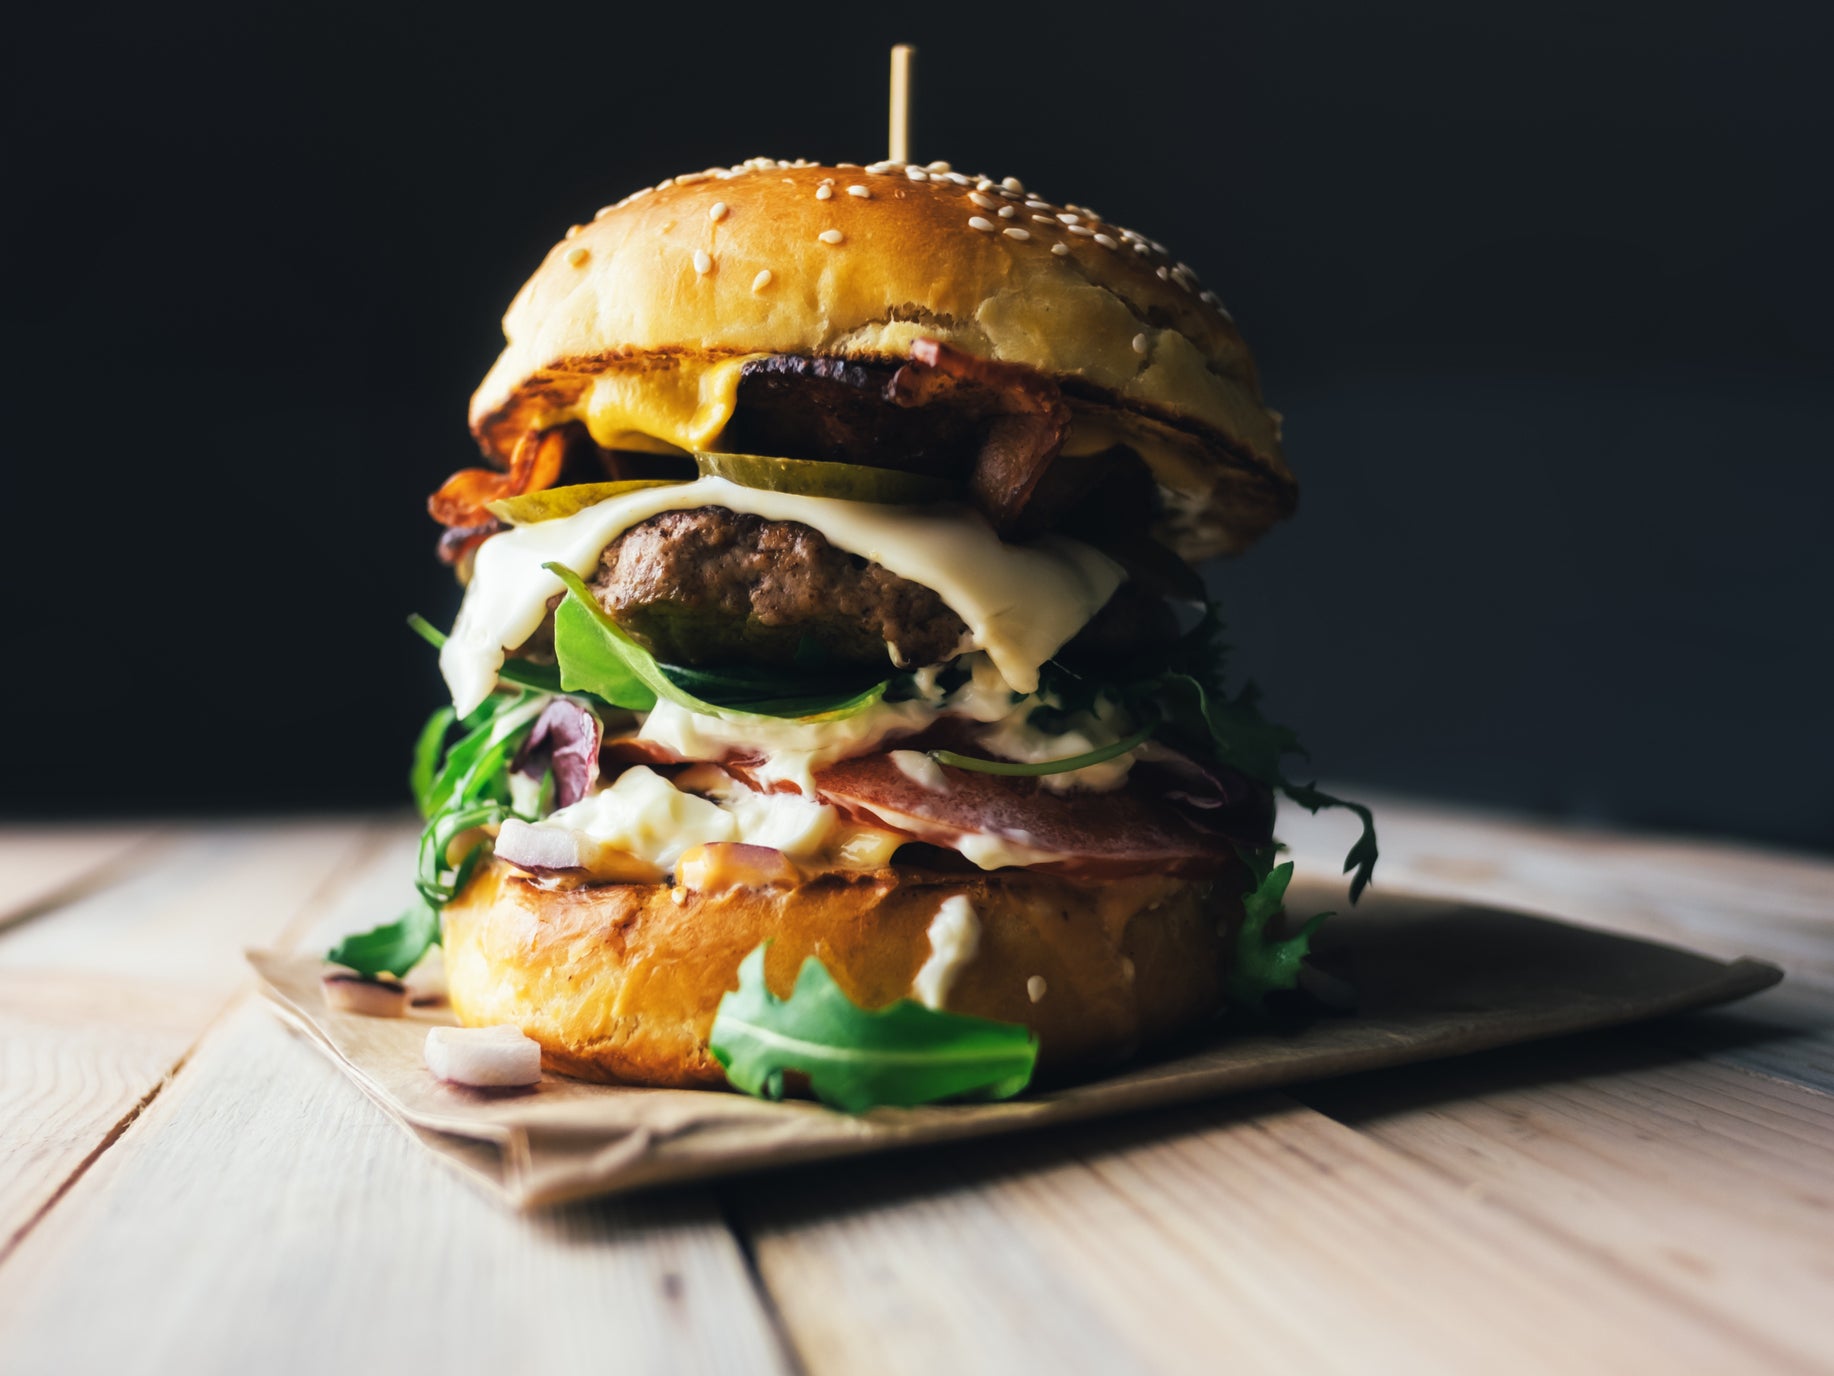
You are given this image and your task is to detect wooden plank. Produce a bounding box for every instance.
[1648,982,1834,1096]
[0,1002,791,1376]
[0,822,376,1253]
[0,821,793,1375]
[1299,1035,1834,1373]
[0,823,164,930]
[730,1092,1796,1375]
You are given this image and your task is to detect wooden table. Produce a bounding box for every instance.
[2,798,1831,1375]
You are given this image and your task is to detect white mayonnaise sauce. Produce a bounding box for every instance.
[911,896,981,1010]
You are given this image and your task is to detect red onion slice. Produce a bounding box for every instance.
[424,1025,543,1087]
[321,972,410,1017]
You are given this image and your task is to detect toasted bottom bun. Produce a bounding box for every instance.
[441,858,1248,1089]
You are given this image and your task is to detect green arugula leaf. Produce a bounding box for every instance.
[544,563,892,723]
[331,688,540,974]
[1225,845,1331,1013]
[1150,663,1378,902]
[419,693,540,820]
[416,799,510,906]
[409,705,455,817]
[710,945,1039,1113]
[928,713,1159,777]
[1281,782,1380,903]
[326,898,440,980]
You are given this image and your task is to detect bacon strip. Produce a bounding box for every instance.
[427,425,572,530]
[890,339,1072,533]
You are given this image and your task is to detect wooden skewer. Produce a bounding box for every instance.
[890,44,915,164]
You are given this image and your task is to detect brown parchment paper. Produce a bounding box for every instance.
[248,882,1780,1209]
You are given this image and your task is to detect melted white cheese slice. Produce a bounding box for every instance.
[518,765,901,874]
[440,477,1123,715]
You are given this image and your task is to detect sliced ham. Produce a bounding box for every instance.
[812,750,1251,878]
[589,721,1267,878]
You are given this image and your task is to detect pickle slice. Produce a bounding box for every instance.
[487,479,686,525]
[694,451,958,505]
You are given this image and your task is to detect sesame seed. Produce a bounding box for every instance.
[866,160,898,174]
[1032,214,1057,225]
[997,205,1016,219]
[926,160,952,172]
[837,161,860,168]
[944,171,970,185]
[752,269,773,292]
[1134,243,1152,256]
[1065,224,1094,237]
[1002,176,1025,192]
[692,249,713,275]
[968,191,998,210]
[1132,333,1149,355]
[594,205,617,220]
[676,172,709,186]
[656,177,675,190]
[905,167,929,181]
[566,245,590,267]
[815,184,833,200]
[818,228,844,244]
[968,216,997,232]
[1057,213,1080,224]
[976,178,996,191]
[1156,265,1171,281]
[709,201,730,221]
[1050,242,1070,256]
[1027,976,1047,1003]
[1024,200,1052,210]
[563,223,582,239]
[1093,233,1118,249]
[1003,227,1031,240]
[1199,289,1220,305]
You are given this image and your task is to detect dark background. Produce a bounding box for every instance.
[6,1,1830,848]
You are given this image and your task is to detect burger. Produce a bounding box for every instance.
[329,155,1376,1112]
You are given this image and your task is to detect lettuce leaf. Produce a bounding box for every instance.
[710,945,1039,1113]
[544,563,892,723]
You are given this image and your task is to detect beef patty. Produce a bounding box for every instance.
[513,507,1172,673]
[590,508,969,669]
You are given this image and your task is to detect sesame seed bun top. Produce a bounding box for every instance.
[468,157,1296,559]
